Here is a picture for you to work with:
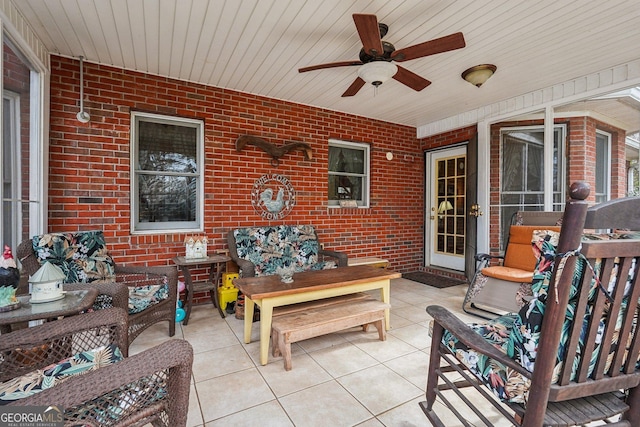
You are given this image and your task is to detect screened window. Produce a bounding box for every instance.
[499,126,565,247]
[131,112,204,232]
[595,130,611,203]
[328,140,369,207]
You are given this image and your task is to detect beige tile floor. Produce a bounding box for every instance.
[128,278,509,427]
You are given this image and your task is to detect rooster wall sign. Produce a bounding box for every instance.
[251,174,296,220]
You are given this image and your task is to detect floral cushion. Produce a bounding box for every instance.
[233,225,336,276]
[128,282,169,314]
[32,231,116,284]
[0,344,123,404]
[444,229,640,405]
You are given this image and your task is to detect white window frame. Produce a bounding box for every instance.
[130,112,204,234]
[2,91,20,248]
[0,29,47,250]
[328,139,370,208]
[595,130,611,203]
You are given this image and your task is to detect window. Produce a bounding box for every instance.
[328,140,370,207]
[1,34,45,251]
[499,125,565,247]
[131,112,204,232]
[595,130,611,203]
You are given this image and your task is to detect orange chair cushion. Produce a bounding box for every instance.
[481,266,534,282]
[502,225,561,271]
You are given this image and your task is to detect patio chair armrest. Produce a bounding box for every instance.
[63,282,129,312]
[0,308,128,354]
[235,258,256,277]
[319,249,348,267]
[13,339,194,426]
[0,308,129,383]
[474,253,503,263]
[427,305,531,377]
[115,264,178,301]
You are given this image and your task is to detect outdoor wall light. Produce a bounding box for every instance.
[461,64,497,87]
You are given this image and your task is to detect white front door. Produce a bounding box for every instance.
[426,146,466,271]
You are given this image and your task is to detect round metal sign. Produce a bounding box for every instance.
[251,174,296,219]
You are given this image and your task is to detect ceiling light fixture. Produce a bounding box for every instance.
[461,64,497,87]
[357,61,398,90]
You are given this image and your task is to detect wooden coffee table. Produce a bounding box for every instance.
[233,265,401,365]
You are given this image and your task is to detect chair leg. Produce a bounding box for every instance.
[623,386,640,423]
[424,320,444,409]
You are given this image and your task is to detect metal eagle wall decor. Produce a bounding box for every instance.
[235,135,312,167]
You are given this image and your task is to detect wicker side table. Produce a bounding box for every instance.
[0,288,98,333]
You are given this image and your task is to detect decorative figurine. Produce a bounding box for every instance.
[0,245,20,309]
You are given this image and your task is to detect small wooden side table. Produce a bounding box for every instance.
[173,254,230,323]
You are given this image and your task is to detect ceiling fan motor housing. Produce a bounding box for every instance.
[359,41,396,63]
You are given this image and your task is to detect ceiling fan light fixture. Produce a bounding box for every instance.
[462,64,497,87]
[358,61,398,87]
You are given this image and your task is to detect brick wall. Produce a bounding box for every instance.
[48,56,424,283]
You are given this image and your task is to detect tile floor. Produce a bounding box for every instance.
[128,278,508,427]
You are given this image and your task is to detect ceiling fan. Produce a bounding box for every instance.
[298,14,466,97]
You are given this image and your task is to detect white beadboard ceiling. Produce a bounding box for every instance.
[13,0,640,134]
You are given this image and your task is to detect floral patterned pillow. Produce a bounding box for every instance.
[32,231,116,284]
[0,344,123,404]
[128,282,169,314]
[233,225,335,276]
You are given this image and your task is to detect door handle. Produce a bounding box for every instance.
[469,204,483,217]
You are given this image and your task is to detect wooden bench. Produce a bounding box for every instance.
[347,257,389,268]
[272,292,371,317]
[271,299,390,370]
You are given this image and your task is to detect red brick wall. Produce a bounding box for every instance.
[47,56,424,278]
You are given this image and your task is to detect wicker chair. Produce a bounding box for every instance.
[17,233,178,346]
[1,308,193,426]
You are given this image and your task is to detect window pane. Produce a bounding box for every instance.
[526,144,544,191]
[138,121,197,173]
[328,140,369,207]
[595,132,609,200]
[329,146,364,174]
[138,175,196,223]
[328,175,362,201]
[133,113,203,231]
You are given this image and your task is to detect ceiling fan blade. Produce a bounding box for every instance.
[342,77,366,97]
[298,60,363,73]
[393,65,431,91]
[391,32,466,62]
[353,14,384,57]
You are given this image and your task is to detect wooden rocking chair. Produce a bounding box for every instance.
[422,181,640,426]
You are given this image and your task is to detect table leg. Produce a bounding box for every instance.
[259,300,274,365]
[243,297,255,344]
[208,262,225,318]
[381,282,390,330]
[181,266,194,326]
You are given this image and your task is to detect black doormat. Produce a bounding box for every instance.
[402,271,466,288]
